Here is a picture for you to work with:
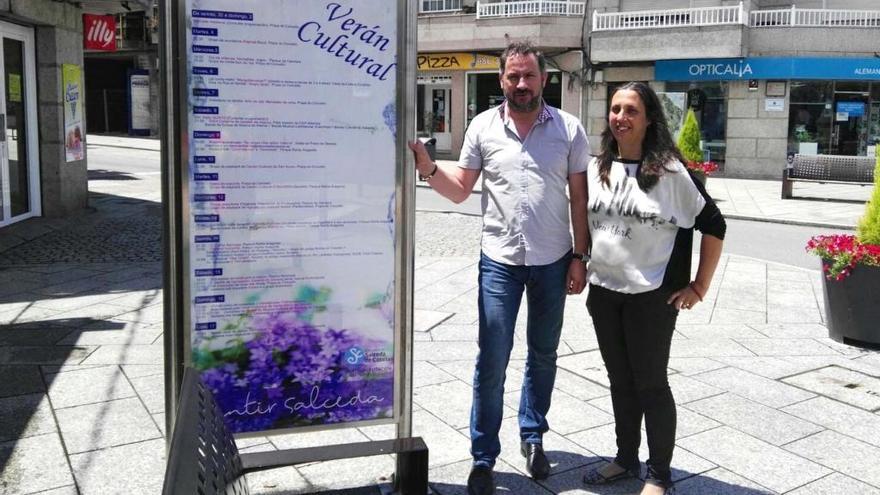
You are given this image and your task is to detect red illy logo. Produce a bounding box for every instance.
[83,14,116,51]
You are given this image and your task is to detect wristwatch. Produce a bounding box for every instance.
[572,252,590,264]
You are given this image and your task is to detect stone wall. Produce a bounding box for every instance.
[724,81,789,179]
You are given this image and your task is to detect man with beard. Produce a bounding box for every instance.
[408,41,590,495]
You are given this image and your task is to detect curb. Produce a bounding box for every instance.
[722,213,855,231]
[416,183,858,230]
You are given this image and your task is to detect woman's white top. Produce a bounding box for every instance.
[587,157,705,294]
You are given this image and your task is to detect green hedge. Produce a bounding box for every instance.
[857,146,880,246]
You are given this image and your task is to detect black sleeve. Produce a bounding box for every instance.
[661,171,727,292]
[688,170,726,240]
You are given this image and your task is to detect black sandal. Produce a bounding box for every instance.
[582,463,637,485]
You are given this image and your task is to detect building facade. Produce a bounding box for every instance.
[0,0,86,228]
[83,1,159,137]
[417,0,588,158]
[588,0,880,178]
[420,0,880,178]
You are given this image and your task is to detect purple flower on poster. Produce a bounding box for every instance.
[194,287,394,433]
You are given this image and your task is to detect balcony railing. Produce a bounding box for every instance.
[592,2,742,31]
[476,0,585,19]
[751,7,880,28]
[420,0,463,14]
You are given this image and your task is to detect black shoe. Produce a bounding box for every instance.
[520,441,550,480]
[467,465,494,495]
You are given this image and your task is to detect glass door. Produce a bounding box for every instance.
[0,20,38,227]
[831,82,870,156]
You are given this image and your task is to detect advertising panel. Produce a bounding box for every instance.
[62,64,83,162]
[185,0,398,434]
[128,70,151,135]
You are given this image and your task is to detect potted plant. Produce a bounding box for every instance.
[794,125,818,155]
[677,109,718,184]
[806,148,880,347]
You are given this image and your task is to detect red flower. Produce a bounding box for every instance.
[805,234,880,280]
[686,161,719,175]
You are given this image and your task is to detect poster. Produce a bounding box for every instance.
[62,64,83,162]
[764,98,784,112]
[185,0,397,433]
[7,73,21,103]
[128,70,151,135]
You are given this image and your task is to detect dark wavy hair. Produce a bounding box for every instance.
[499,40,546,74]
[598,81,685,191]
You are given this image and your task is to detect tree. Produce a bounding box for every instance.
[857,146,880,245]
[677,109,703,163]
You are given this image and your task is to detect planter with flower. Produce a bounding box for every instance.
[806,149,880,347]
[685,159,719,184]
[677,108,717,185]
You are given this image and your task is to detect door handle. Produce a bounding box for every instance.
[0,115,5,142]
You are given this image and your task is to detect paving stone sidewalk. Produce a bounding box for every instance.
[0,138,879,494]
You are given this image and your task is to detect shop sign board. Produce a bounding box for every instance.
[83,14,117,51]
[656,57,880,81]
[183,0,402,435]
[418,52,500,71]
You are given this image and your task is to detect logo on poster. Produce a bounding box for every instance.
[65,82,79,119]
[345,346,366,365]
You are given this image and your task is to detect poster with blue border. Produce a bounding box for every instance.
[185,0,397,433]
[128,69,151,135]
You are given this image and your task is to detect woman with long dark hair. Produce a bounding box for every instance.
[581,82,726,495]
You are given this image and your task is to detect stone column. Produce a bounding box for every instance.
[34,5,88,217]
[725,80,789,179]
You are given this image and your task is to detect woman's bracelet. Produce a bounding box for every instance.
[418,162,438,181]
[688,281,705,301]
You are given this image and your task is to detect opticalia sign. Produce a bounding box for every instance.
[83,14,116,51]
[688,61,753,78]
[656,57,880,81]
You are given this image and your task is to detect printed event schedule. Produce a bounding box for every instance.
[185,0,397,432]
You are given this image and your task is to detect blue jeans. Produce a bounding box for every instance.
[470,251,569,468]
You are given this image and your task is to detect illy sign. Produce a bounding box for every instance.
[83,14,116,51]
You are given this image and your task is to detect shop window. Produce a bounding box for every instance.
[788,81,878,157]
[789,82,832,155]
[790,81,832,103]
[115,11,149,48]
[666,82,728,166]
